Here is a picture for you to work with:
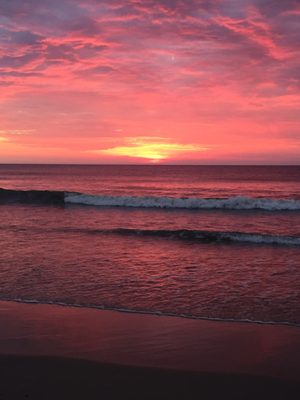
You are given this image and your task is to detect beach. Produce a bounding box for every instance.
[0,301,299,399]
[1,0,300,393]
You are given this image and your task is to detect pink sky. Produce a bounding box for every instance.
[0,0,299,164]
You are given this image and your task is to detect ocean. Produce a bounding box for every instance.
[0,164,299,325]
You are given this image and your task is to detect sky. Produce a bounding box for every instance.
[0,0,299,164]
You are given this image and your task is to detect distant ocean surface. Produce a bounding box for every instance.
[0,164,300,325]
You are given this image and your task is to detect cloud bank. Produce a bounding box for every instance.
[0,0,299,163]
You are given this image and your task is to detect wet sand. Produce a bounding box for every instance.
[1,354,299,400]
[0,301,300,399]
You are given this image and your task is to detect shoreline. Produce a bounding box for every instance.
[1,300,300,399]
[3,297,300,328]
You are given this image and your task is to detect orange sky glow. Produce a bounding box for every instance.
[0,0,299,164]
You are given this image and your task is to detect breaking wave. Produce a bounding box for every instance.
[65,193,300,211]
[1,188,300,211]
[0,188,64,205]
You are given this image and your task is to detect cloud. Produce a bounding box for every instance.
[253,0,300,17]
[0,129,35,135]
[45,43,77,62]
[75,65,114,77]
[61,15,102,35]
[0,53,40,69]
[0,0,299,163]
[12,30,43,45]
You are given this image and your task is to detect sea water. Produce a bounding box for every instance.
[0,165,299,325]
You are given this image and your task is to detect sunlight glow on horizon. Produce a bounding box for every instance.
[92,138,208,162]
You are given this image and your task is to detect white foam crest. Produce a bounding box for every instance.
[219,232,300,246]
[65,194,300,211]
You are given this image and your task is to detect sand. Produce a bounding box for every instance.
[1,354,299,400]
[0,301,300,399]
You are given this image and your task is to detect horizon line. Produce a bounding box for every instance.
[0,163,299,167]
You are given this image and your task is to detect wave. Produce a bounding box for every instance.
[65,193,300,211]
[103,228,300,247]
[3,224,297,247]
[2,298,299,328]
[1,188,300,211]
[0,188,64,205]
[2,220,299,246]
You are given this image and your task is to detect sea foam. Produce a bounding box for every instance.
[1,188,300,211]
[65,193,300,211]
